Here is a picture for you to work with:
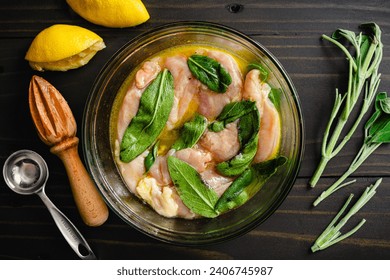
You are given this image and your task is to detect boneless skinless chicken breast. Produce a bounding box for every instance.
[243,69,281,162]
[165,55,201,129]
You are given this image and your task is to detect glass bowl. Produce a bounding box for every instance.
[82,21,304,245]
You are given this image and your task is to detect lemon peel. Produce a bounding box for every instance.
[25,24,105,72]
[66,0,150,28]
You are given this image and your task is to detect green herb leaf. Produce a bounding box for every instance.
[332,28,359,50]
[167,156,219,218]
[379,96,390,113]
[370,128,390,143]
[187,54,232,93]
[366,92,390,142]
[364,92,387,133]
[144,142,158,172]
[215,156,287,214]
[269,88,282,111]
[172,114,207,150]
[217,107,260,177]
[245,156,288,198]
[120,69,174,163]
[358,34,370,65]
[247,62,269,81]
[214,168,254,214]
[208,100,257,132]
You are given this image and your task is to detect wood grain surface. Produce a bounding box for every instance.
[0,0,389,259]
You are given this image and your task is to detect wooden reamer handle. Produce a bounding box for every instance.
[51,137,109,227]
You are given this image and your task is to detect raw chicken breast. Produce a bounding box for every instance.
[200,168,233,196]
[135,59,161,89]
[175,147,213,172]
[165,55,201,129]
[243,69,281,162]
[199,122,240,162]
[148,150,175,186]
[116,149,148,195]
[196,49,243,119]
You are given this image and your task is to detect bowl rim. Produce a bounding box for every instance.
[82,21,305,245]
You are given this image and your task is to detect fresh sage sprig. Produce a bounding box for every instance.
[172,114,207,151]
[167,156,219,218]
[120,69,174,163]
[311,178,381,252]
[187,54,232,93]
[310,23,383,188]
[313,92,390,206]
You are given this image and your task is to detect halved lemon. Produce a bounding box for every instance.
[66,0,150,28]
[25,24,105,71]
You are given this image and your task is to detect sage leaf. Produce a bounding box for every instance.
[217,107,260,177]
[214,168,254,214]
[269,88,282,111]
[371,129,390,143]
[187,54,232,93]
[366,92,390,143]
[120,69,174,162]
[332,28,359,50]
[167,156,219,218]
[215,156,287,214]
[237,108,258,146]
[144,142,158,172]
[247,62,269,81]
[208,100,257,132]
[379,96,390,113]
[358,35,371,65]
[172,114,207,150]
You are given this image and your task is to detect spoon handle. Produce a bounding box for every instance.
[51,137,109,227]
[37,191,96,260]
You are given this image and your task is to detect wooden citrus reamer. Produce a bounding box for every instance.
[29,75,109,226]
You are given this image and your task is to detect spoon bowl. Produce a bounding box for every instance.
[3,150,48,195]
[3,149,96,260]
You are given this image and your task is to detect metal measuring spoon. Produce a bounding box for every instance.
[3,149,96,260]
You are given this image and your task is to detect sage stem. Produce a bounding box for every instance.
[310,24,382,188]
[313,143,381,206]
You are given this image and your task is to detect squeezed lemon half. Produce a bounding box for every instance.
[25,24,105,71]
[66,0,150,28]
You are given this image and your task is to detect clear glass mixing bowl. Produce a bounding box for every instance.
[82,22,304,245]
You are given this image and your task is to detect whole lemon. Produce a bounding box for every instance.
[25,24,105,71]
[66,0,150,28]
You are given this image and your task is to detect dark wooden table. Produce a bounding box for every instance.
[1,0,389,260]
